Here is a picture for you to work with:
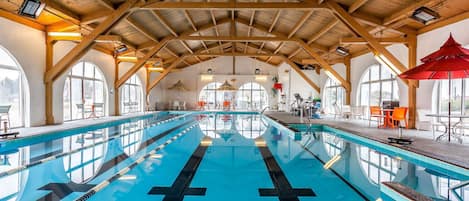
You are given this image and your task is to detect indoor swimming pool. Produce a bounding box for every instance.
[0,112,467,201]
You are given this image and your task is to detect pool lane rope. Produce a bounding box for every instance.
[74,122,200,201]
[0,113,194,178]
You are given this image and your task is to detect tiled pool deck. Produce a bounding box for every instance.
[265,111,469,170]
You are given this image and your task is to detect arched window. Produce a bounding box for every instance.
[63,129,105,183]
[322,133,344,157]
[235,114,267,139]
[63,62,106,121]
[359,64,399,106]
[236,82,268,111]
[121,75,143,114]
[199,82,224,109]
[323,78,345,114]
[357,146,399,185]
[0,46,26,127]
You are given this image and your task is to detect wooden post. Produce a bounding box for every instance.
[344,55,352,105]
[407,34,418,128]
[114,58,120,116]
[45,37,56,125]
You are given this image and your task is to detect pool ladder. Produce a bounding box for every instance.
[260,106,270,114]
[449,180,469,201]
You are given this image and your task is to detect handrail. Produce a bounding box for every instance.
[449,180,469,201]
[261,106,270,114]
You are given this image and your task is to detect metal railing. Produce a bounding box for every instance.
[449,180,469,201]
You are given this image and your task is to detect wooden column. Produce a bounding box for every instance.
[407,34,418,128]
[114,58,121,116]
[45,38,56,125]
[344,55,352,105]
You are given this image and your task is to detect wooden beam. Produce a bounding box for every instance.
[344,55,351,105]
[327,0,408,76]
[81,11,113,24]
[183,10,210,54]
[267,10,313,62]
[257,10,280,53]
[340,37,408,45]
[418,11,469,34]
[44,0,138,83]
[116,37,172,88]
[114,59,120,116]
[141,2,327,10]
[175,35,295,42]
[407,33,418,128]
[42,0,81,24]
[383,0,435,25]
[297,39,350,91]
[283,57,320,93]
[0,9,45,31]
[147,56,186,93]
[348,0,368,13]
[191,52,284,57]
[45,38,55,124]
[98,0,115,10]
[288,18,338,58]
[48,35,122,43]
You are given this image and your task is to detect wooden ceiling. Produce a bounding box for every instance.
[0,0,468,69]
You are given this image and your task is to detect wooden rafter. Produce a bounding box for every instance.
[151,10,200,62]
[327,0,408,78]
[257,10,281,53]
[0,9,45,31]
[383,0,435,25]
[288,18,338,58]
[141,2,327,10]
[147,56,186,93]
[348,0,368,13]
[244,6,256,54]
[183,10,210,54]
[267,10,314,62]
[283,57,320,93]
[44,0,138,83]
[340,37,408,45]
[116,37,173,88]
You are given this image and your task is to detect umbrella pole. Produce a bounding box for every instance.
[448,72,451,142]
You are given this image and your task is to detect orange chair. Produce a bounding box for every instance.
[197,101,206,110]
[223,101,231,110]
[390,107,408,128]
[369,106,384,127]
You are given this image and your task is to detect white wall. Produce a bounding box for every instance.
[148,56,278,110]
[0,17,45,127]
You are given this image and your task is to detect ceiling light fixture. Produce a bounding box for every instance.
[335,46,350,56]
[117,56,138,62]
[411,7,440,24]
[47,32,81,37]
[114,44,128,54]
[18,0,45,19]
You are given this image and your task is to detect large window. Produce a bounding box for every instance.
[121,75,143,114]
[0,46,25,127]
[323,78,345,114]
[359,64,399,106]
[199,82,224,109]
[358,146,399,185]
[63,62,106,121]
[236,82,268,111]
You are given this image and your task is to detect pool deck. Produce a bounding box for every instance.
[265,111,469,170]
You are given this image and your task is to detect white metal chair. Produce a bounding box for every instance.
[333,104,341,119]
[342,105,352,119]
[172,101,180,110]
[351,106,364,119]
[180,101,186,110]
[0,105,11,129]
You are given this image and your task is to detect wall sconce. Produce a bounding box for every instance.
[207,68,213,74]
[255,68,261,75]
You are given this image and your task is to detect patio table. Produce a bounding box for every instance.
[379,109,394,128]
[426,114,469,143]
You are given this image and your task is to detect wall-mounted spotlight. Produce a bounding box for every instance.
[114,45,128,54]
[411,7,440,24]
[254,68,261,75]
[335,46,350,56]
[18,0,45,19]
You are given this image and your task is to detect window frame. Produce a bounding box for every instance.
[359,64,399,106]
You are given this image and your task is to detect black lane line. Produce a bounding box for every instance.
[148,137,211,201]
[36,120,194,201]
[256,138,315,201]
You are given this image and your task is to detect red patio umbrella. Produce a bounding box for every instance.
[399,34,469,142]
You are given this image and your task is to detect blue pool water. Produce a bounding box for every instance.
[0,112,467,201]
